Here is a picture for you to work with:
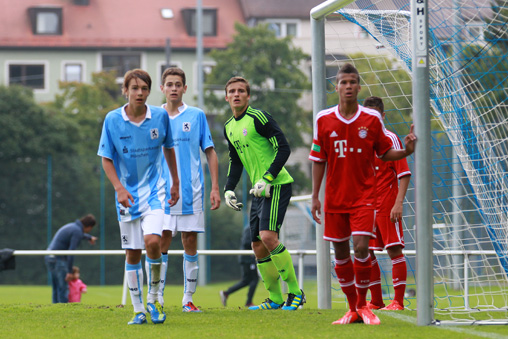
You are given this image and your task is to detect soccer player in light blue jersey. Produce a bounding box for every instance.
[98,69,180,325]
[158,67,220,312]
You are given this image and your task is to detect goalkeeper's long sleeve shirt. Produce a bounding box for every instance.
[224,106,293,192]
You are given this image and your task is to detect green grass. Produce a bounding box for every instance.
[1,282,507,338]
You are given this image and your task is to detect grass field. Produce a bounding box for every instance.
[1,282,507,338]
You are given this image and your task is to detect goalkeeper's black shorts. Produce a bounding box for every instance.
[249,183,292,241]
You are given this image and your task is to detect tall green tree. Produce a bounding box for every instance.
[0,73,128,285]
[205,23,311,147]
[47,71,125,154]
[0,85,85,284]
[43,72,129,285]
[43,71,124,240]
[201,24,313,279]
[466,0,508,125]
[204,22,312,194]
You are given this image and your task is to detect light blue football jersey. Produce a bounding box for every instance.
[98,104,174,221]
[162,103,214,215]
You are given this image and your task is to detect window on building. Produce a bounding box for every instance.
[102,53,141,78]
[267,20,300,38]
[269,23,282,37]
[202,63,216,84]
[9,64,45,89]
[72,0,90,5]
[64,64,83,82]
[286,23,297,37]
[28,7,62,35]
[181,8,217,36]
[354,25,369,39]
[200,62,221,95]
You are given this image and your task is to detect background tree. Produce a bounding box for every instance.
[204,22,312,193]
[466,0,508,130]
[205,23,312,147]
[0,85,83,284]
[42,72,133,285]
[0,74,130,285]
[201,23,313,278]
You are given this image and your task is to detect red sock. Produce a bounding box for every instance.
[354,255,371,308]
[369,257,384,306]
[334,257,357,311]
[391,254,407,304]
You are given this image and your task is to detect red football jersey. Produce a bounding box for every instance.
[374,129,411,216]
[309,105,393,212]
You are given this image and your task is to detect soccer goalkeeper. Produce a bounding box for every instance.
[223,76,305,311]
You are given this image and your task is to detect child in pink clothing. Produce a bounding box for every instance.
[68,266,87,303]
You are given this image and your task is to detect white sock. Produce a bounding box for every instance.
[145,256,162,304]
[158,254,168,306]
[182,253,198,305]
[126,261,144,313]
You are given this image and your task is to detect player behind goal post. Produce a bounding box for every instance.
[363,96,410,311]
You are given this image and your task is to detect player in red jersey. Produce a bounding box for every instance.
[309,64,416,325]
[363,96,410,311]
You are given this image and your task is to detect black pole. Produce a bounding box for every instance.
[165,38,171,69]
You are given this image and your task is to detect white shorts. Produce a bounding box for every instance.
[119,209,164,249]
[163,211,205,234]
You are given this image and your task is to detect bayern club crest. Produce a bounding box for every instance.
[358,126,368,139]
[243,128,248,136]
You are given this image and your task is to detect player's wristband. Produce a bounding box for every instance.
[263,171,274,183]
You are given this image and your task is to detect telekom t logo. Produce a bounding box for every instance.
[334,140,347,158]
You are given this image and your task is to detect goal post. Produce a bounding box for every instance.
[411,0,434,326]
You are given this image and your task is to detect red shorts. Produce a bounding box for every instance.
[324,209,376,243]
[369,215,405,251]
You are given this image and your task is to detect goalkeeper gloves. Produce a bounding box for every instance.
[224,190,243,211]
[249,172,274,198]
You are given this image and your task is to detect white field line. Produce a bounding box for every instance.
[382,312,508,339]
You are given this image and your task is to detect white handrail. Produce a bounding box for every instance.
[14,249,498,305]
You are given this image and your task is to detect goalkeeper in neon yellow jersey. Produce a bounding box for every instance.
[223,76,305,311]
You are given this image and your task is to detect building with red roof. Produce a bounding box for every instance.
[0,0,245,105]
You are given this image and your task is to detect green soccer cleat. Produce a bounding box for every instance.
[127,312,147,325]
[147,301,166,324]
[248,298,284,310]
[281,290,306,310]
